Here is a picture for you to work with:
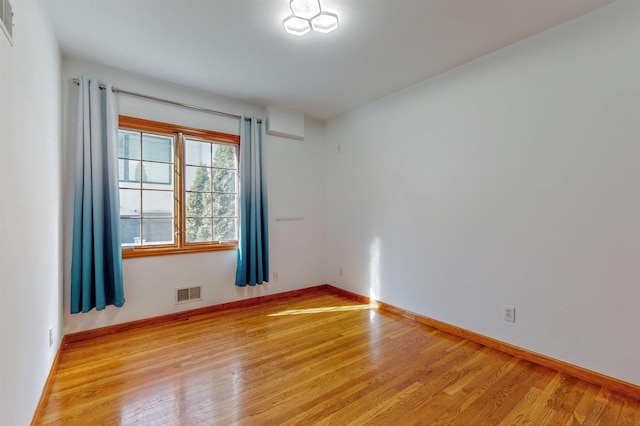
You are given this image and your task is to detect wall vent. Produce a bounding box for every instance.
[176,286,202,304]
[1,0,13,45]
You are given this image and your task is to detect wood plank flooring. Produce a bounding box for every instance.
[35,289,640,425]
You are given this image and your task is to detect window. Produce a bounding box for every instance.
[118,116,239,258]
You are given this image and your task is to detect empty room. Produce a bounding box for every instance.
[1,0,639,424]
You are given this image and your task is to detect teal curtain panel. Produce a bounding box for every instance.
[235,117,270,286]
[70,77,125,313]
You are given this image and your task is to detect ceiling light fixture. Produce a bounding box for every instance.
[283,0,338,36]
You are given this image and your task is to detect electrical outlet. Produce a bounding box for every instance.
[273,272,279,281]
[49,327,53,347]
[503,305,515,323]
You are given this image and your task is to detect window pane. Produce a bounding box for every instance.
[185,140,211,167]
[119,159,141,184]
[142,134,173,162]
[186,218,212,243]
[212,169,236,193]
[120,218,140,246]
[120,189,141,217]
[141,161,173,187]
[142,190,173,218]
[185,166,211,192]
[119,120,239,252]
[212,144,237,168]
[185,192,212,218]
[214,218,237,241]
[142,219,174,245]
[213,194,236,217]
[118,130,141,160]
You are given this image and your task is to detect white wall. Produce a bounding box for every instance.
[62,59,326,333]
[325,0,640,386]
[0,0,62,423]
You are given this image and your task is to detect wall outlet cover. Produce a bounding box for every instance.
[503,305,516,323]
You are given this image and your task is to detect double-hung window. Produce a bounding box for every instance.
[117,116,239,258]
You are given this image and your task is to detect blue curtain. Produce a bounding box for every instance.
[70,77,125,313]
[235,117,270,286]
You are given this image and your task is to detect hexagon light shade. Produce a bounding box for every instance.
[283,0,338,36]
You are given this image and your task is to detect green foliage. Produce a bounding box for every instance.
[212,145,237,241]
[185,144,237,243]
[185,166,212,242]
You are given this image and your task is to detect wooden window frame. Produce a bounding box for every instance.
[119,116,240,259]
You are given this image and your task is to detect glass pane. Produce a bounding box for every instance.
[141,161,172,186]
[213,194,236,217]
[142,190,173,218]
[212,169,236,193]
[185,166,211,192]
[214,218,237,241]
[212,144,237,168]
[119,159,142,184]
[120,189,141,217]
[142,134,173,162]
[120,181,140,190]
[120,218,140,246]
[142,219,174,245]
[185,192,212,218]
[185,139,211,167]
[118,130,141,159]
[186,218,212,243]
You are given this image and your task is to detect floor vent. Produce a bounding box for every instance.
[1,0,13,45]
[176,286,202,304]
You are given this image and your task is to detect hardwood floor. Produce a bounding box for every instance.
[35,289,640,425]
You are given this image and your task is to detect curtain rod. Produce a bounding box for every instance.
[72,78,260,122]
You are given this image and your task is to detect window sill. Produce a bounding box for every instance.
[122,242,237,259]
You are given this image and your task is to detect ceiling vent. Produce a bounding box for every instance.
[176,286,202,304]
[1,0,13,45]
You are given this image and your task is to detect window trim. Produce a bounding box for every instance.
[119,116,240,259]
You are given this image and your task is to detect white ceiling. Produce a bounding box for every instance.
[44,0,613,121]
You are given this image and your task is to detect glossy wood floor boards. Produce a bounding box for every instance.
[35,289,640,425]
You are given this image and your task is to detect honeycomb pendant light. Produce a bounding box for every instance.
[283,0,339,36]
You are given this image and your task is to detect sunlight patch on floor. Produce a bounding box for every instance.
[268,305,371,316]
